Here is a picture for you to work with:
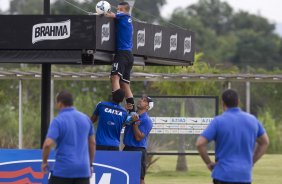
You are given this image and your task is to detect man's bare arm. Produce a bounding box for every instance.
[42,138,55,163]
[41,138,56,173]
[196,136,215,171]
[91,115,98,123]
[253,133,269,165]
[89,135,96,166]
[132,124,145,141]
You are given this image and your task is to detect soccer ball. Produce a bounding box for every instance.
[96,1,111,15]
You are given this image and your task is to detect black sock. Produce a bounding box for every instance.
[112,89,118,94]
[126,97,135,113]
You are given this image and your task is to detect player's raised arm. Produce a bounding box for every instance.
[104,11,116,18]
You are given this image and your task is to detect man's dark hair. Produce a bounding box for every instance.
[56,90,73,106]
[222,89,239,108]
[112,89,125,104]
[118,1,130,11]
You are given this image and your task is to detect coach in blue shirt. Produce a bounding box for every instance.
[196,89,269,184]
[105,2,136,114]
[123,95,153,184]
[42,90,96,184]
[91,89,127,150]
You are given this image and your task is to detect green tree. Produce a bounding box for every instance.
[169,9,218,64]
[144,53,238,95]
[0,79,21,148]
[51,0,93,15]
[0,104,18,148]
[169,0,282,69]
[185,0,233,35]
[231,11,275,35]
[232,29,281,69]
[10,0,43,14]
[230,12,282,70]
[132,0,166,23]
[258,108,282,153]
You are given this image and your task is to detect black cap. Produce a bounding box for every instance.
[112,89,125,103]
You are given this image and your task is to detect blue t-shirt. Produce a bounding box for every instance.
[94,101,127,147]
[123,112,153,148]
[201,107,265,183]
[47,107,94,178]
[115,12,133,51]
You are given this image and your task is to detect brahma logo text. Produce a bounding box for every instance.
[32,20,71,44]
[0,160,129,184]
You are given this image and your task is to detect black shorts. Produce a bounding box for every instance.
[96,145,119,151]
[111,50,134,84]
[48,175,90,184]
[213,179,251,184]
[123,146,147,179]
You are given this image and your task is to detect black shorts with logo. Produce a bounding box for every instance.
[111,50,134,84]
[213,179,251,184]
[48,174,90,184]
[123,146,147,179]
[96,145,119,151]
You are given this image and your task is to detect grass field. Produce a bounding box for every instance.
[146,154,282,184]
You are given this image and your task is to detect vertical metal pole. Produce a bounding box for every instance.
[215,96,219,115]
[228,82,231,89]
[246,81,251,113]
[50,79,54,121]
[44,0,50,15]
[41,65,51,148]
[127,0,135,15]
[41,0,51,148]
[19,79,23,149]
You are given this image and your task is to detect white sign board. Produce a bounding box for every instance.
[150,117,213,135]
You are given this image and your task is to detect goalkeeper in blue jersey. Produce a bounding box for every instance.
[105,2,136,114]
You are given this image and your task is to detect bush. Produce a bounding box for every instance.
[258,108,282,153]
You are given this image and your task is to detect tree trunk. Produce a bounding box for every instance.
[176,134,188,171]
[176,101,188,171]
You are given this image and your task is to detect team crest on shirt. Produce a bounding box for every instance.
[105,108,123,116]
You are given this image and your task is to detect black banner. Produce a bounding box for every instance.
[95,15,115,52]
[132,22,149,56]
[0,15,96,50]
[0,15,195,64]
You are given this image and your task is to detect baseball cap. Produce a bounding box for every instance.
[143,95,154,110]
